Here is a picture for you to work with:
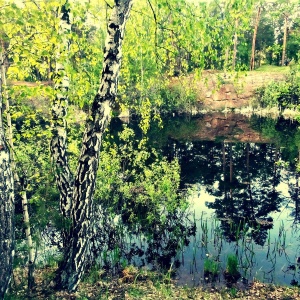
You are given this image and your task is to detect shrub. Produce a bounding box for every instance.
[226,254,239,276]
[256,63,300,109]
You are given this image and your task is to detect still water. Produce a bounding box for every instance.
[111,112,300,288]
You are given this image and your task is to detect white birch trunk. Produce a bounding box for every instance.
[0,49,14,300]
[250,6,261,71]
[50,2,73,222]
[57,0,133,292]
[232,19,238,70]
[281,14,288,66]
[1,41,36,293]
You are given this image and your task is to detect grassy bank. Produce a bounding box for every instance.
[8,266,300,300]
[253,65,289,73]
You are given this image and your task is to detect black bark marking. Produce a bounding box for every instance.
[57,0,133,291]
[114,29,121,43]
[61,4,71,24]
[109,22,119,30]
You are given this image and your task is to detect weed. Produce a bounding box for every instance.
[128,286,145,298]
[224,254,241,283]
[226,254,239,276]
[84,265,104,284]
[229,287,238,297]
[121,265,138,283]
[204,258,220,276]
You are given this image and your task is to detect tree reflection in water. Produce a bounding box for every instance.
[106,114,300,286]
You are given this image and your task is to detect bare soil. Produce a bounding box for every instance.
[171,70,288,111]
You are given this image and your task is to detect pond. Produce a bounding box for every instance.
[108,112,300,288]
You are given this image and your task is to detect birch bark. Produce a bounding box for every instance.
[281,14,288,66]
[57,0,133,291]
[0,48,14,300]
[250,6,261,71]
[1,37,36,294]
[50,2,73,223]
[232,19,238,70]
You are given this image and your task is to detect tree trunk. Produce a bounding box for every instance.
[250,6,261,71]
[57,0,133,292]
[281,14,288,66]
[229,143,233,198]
[0,49,14,300]
[232,19,238,70]
[22,189,36,293]
[1,40,35,295]
[224,47,229,70]
[50,1,73,222]
[294,173,299,223]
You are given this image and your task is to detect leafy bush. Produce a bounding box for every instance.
[91,126,195,269]
[159,79,198,113]
[256,63,300,109]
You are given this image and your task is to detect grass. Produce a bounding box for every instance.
[127,286,146,298]
[253,64,290,73]
[204,258,220,276]
[8,265,300,299]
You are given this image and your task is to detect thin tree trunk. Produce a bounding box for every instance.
[246,143,255,217]
[232,19,238,70]
[281,14,288,66]
[224,47,229,70]
[229,143,233,198]
[0,48,14,300]
[222,142,226,194]
[250,6,261,71]
[222,142,226,174]
[22,190,35,293]
[57,0,133,292]
[273,146,279,191]
[1,41,35,295]
[295,173,299,223]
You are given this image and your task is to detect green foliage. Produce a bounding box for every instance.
[4,0,300,118]
[287,18,300,62]
[92,125,194,272]
[226,254,239,276]
[250,115,300,168]
[159,79,198,113]
[204,258,220,276]
[256,63,300,109]
[83,265,104,284]
[4,0,300,297]
[96,126,186,230]
[229,287,238,297]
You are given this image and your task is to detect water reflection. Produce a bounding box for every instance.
[106,113,300,287]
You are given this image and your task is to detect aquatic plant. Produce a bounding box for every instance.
[226,254,239,276]
[204,258,220,276]
[224,254,241,283]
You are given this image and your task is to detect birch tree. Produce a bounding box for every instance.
[250,3,262,70]
[54,0,133,291]
[1,40,36,294]
[50,1,73,246]
[0,45,14,300]
[272,0,298,66]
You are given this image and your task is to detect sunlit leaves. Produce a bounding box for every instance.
[95,126,184,230]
